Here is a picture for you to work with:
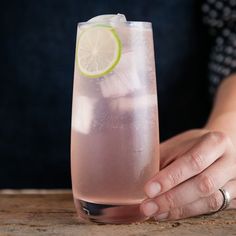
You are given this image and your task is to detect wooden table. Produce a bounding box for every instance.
[0,190,235,236]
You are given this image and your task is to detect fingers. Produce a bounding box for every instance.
[230,200,236,209]
[155,191,223,221]
[154,180,236,221]
[160,137,196,169]
[160,129,209,168]
[226,180,236,209]
[141,151,236,216]
[146,132,231,199]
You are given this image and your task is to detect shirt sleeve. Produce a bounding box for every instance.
[202,0,236,95]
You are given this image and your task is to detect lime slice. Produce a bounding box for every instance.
[76,25,122,78]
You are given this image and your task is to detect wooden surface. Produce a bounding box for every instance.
[0,190,236,236]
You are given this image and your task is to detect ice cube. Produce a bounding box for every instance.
[110,94,157,112]
[88,14,127,24]
[72,96,97,134]
[100,52,142,98]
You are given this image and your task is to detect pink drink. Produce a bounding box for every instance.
[71,18,159,223]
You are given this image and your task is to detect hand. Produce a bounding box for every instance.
[140,129,236,221]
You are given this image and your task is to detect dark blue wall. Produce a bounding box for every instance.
[1,0,210,188]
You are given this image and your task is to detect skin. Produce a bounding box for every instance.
[140,74,236,221]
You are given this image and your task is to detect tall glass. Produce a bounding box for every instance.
[71,19,159,224]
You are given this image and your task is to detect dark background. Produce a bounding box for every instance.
[1,0,211,188]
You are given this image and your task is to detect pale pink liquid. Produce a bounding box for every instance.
[71,22,159,223]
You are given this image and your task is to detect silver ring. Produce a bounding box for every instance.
[217,188,231,212]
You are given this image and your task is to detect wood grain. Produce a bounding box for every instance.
[0,191,235,236]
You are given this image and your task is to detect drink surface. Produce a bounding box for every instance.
[71,21,159,206]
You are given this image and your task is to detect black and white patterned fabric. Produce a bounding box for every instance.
[202,0,236,95]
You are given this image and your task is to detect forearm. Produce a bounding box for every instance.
[205,74,236,145]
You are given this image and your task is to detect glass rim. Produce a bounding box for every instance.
[77,21,152,28]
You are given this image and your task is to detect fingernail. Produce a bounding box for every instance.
[142,201,159,216]
[146,182,161,198]
[154,212,169,221]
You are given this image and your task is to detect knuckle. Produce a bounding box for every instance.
[189,151,205,172]
[198,174,216,197]
[206,131,235,163]
[164,191,176,209]
[167,168,184,187]
[205,131,228,146]
[207,193,223,212]
[170,207,185,220]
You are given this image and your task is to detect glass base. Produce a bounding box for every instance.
[74,198,148,224]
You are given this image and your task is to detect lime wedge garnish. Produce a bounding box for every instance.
[76,25,122,78]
